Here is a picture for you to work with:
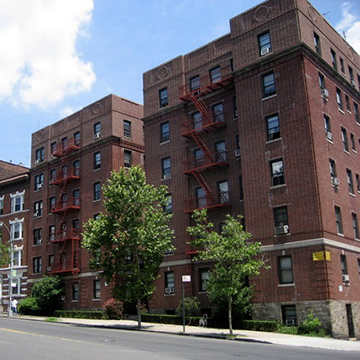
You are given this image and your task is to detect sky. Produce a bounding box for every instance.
[0,0,359,168]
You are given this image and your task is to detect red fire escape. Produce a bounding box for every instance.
[180,67,234,214]
[50,138,81,275]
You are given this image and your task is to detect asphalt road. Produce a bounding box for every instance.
[0,318,359,360]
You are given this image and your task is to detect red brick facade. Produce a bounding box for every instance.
[143,0,360,338]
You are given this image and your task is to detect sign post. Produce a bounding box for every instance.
[181,275,191,332]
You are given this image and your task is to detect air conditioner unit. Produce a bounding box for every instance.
[33,212,39,217]
[274,225,289,235]
[163,173,171,179]
[46,266,53,272]
[351,80,356,87]
[38,183,43,189]
[234,149,241,157]
[261,47,271,56]
[321,88,329,98]
[35,159,40,164]
[326,131,333,141]
[332,177,340,186]
[285,319,296,326]
[342,274,350,283]
[234,109,238,118]
[93,133,100,140]
[164,287,175,294]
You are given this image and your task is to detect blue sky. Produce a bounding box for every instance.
[0,0,359,167]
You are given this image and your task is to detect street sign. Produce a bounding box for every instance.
[182,275,191,282]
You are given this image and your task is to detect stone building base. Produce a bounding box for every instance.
[252,300,360,339]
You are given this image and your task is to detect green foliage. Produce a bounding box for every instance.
[298,313,324,335]
[176,297,201,317]
[241,320,279,332]
[103,298,124,319]
[142,313,203,325]
[82,166,174,326]
[0,242,10,268]
[188,209,270,335]
[18,297,40,315]
[31,275,64,315]
[54,310,106,319]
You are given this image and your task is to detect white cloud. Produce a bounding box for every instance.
[0,0,95,109]
[336,2,360,54]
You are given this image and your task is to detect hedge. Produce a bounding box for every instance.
[240,320,279,332]
[54,310,107,319]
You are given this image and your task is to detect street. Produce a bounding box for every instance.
[0,318,359,360]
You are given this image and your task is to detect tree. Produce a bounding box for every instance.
[82,166,174,327]
[0,241,10,268]
[188,209,269,335]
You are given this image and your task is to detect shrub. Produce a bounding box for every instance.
[54,310,106,319]
[241,320,279,332]
[176,297,201,317]
[103,298,124,320]
[18,297,40,315]
[298,313,324,335]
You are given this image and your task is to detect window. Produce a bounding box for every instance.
[34,200,43,217]
[324,114,331,135]
[349,66,355,84]
[165,271,175,292]
[258,31,271,56]
[190,75,200,92]
[347,168,354,194]
[331,49,337,70]
[10,221,23,240]
[274,206,289,228]
[33,257,42,273]
[33,228,42,245]
[340,255,348,277]
[335,206,343,234]
[35,173,44,190]
[356,174,360,192]
[12,278,21,295]
[218,180,229,203]
[124,120,131,138]
[0,196,3,215]
[239,176,244,201]
[233,96,238,118]
[352,213,360,239]
[49,197,55,212]
[196,187,207,208]
[354,102,359,124]
[329,159,337,180]
[216,141,226,162]
[164,194,172,214]
[270,159,284,186]
[336,88,343,110]
[93,151,101,170]
[262,72,276,97]
[193,111,202,130]
[49,225,56,242]
[72,282,79,301]
[94,182,101,201]
[74,131,80,146]
[159,88,168,108]
[35,147,45,163]
[194,148,204,167]
[124,150,132,168]
[340,57,345,73]
[61,137,68,150]
[266,114,280,141]
[93,279,101,299]
[50,141,57,154]
[278,256,293,284]
[318,73,325,90]
[73,159,80,176]
[13,249,22,267]
[199,268,209,292]
[49,169,57,184]
[282,305,297,326]
[210,66,221,83]
[160,122,170,143]
[11,192,24,213]
[313,32,321,55]
[73,189,80,206]
[345,94,351,112]
[213,103,224,122]
[341,127,349,152]
[94,122,101,138]
[161,157,171,179]
[351,133,356,151]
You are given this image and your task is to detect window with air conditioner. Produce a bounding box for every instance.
[274,206,289,236]
[165,271,175,294]
[258,31,271,56]
[161,157,171,179]
[266,114,280,141]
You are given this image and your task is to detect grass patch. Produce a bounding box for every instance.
[45,317,59,322]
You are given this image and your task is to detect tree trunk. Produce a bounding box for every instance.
[137,298,142,328]
[228,295,233,336]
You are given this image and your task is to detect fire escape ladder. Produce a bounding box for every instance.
[193,172,216,203]
[191,132,213,163]
[189,94,212,125]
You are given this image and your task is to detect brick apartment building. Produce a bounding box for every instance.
[143,0,360,338]
[28,94,144,310]
[0,161,30,312]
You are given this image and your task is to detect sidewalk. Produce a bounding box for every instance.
[6,314,360,352]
